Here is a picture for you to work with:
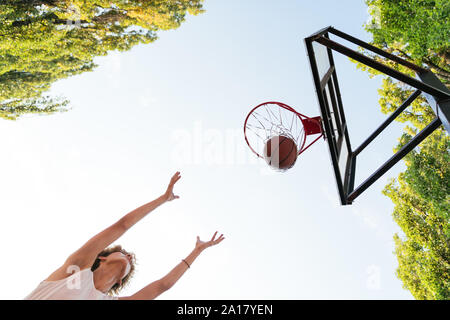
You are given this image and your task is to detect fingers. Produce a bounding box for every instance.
[166,172,181,199]
[197,232,225,248]
[208,232,225,246]
[169,171,181,186]
[214,234,225,244]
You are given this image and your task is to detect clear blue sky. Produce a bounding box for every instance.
[0,0,413,299]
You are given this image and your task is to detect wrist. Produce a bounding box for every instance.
[193,247,203,254]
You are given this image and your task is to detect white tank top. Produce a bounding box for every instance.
[24,268,118,300]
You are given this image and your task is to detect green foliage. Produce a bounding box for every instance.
[358,0,450,299]
[0,0,205,120]
[365,0,450,82]
[384,130,450,300]
[378,78,436,129]
[0,95,69,120]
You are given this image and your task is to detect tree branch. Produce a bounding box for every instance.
[423,58,450,77]
[394,48,414,62]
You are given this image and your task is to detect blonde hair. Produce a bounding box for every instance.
[91,245,136,296]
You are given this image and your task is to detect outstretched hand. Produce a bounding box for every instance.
[164,171,181,202]
[195,231,225,252]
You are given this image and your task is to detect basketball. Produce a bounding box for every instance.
[263,135,298,170]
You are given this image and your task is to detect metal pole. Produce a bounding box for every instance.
[306,26,332,40]
[353,90,422,157]
[315,37,450,99]
[328,28,428,74]
[347,117,442,203]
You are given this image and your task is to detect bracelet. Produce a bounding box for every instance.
[182,259,190,268]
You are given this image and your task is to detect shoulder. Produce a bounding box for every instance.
[45,264,90,282]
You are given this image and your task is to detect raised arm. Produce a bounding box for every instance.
[120,232,225,300]
[46,172,181,281]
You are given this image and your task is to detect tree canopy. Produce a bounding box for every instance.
[365,0,450,83]
[360,0,450,299]
[0,0,204,120]
[384,129,449,300]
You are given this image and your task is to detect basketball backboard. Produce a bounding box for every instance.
[304,27,450,205]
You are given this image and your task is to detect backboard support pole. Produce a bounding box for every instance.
[315,36,449,99]
[347,117,442,203]
[327,27,428,74]
[353,90,422,157]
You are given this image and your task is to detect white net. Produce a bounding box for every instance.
[244,102,306,158]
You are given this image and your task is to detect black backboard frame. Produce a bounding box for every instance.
[304,26,450,205]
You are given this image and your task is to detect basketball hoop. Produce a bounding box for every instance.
[244,101,323,170]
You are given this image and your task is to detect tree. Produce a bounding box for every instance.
[0,95,69,121]
[384,129,450,300]
[365,0,450,83]
[0,0,205,120]
[357,0,450,299]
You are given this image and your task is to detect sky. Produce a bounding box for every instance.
[0,0,414,299]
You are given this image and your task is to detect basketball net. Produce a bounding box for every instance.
[244,101,323,170]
